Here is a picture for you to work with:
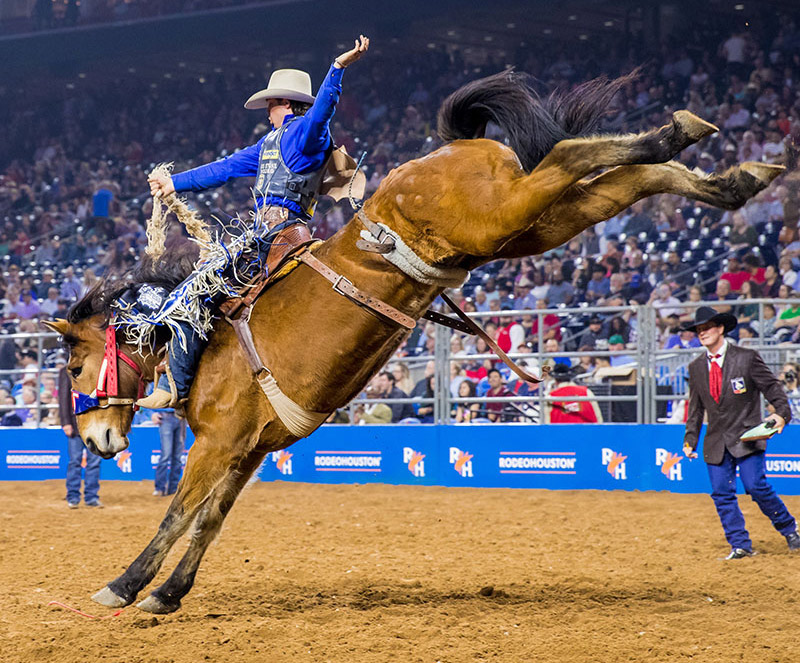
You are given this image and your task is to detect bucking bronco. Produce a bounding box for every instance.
[46,68,784,613]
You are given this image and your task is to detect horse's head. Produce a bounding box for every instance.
[44,316,150,459]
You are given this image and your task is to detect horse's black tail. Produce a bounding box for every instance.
[437,69,636,173]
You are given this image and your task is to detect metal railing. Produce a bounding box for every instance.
[4,298,800,427]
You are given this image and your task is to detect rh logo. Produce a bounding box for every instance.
[403,447,425,477]
[601,448,627,480]
[656,448,683,481]
[271,450,293,475]
[115,450,132,474]
[449,447,473,477]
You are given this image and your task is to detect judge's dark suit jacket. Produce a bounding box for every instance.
[684,343,791,465]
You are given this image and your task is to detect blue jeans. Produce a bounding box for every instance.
[707,449,797,550]
[155,412,186,495]
[156,320,207,399]
[66,435,101,503]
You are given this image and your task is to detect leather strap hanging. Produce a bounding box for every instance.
[438,293,550,384]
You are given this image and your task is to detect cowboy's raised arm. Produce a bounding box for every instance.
[296,35,370,156]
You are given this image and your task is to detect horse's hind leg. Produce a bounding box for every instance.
[91,434,257,608]
[136,446,268,614]
[501,160,784,257]
[506,111,718,221]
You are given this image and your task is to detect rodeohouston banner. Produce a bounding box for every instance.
[3,425,800,495]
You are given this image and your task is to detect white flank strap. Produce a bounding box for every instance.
[359,222,468,288]
[256,372,329,438]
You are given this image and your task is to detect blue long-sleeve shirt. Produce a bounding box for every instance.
[171,63,344,215]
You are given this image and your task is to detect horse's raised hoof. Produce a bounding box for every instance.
[91,585,131,608]
[672,110,718,142]
[739,162,785,186]
[137,594,180,614]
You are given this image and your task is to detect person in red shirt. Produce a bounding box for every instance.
[546,363,603,423]
[719,256,751,293]
[742,253,766,285]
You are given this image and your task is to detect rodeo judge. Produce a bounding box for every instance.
[682,306,800,559]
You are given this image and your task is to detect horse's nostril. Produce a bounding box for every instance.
[105,428,112,449]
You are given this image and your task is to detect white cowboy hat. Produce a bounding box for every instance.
[244,68,315,110]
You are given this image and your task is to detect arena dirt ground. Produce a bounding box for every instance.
[1,480,799,663]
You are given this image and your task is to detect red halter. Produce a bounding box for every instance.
[95,324,146,410]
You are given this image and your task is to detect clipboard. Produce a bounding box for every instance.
[740,420,778,443]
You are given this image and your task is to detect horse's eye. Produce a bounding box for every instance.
[70,367,82,379]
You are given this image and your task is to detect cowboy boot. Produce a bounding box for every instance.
[137,322,206,409]
[136,371,176,409]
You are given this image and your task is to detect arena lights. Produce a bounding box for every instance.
[735,3,745,9]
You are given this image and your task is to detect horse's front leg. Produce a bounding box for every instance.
[136,444,269,614]
[498,160,784,258]
[91,430,258,608]
[505,110,718,223]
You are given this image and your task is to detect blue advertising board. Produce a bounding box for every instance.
[3,425,800,495]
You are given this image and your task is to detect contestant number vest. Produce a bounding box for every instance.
[254,119,329,219]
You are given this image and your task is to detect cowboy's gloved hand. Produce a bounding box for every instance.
[148,171,175,198]
[335,35,370,68]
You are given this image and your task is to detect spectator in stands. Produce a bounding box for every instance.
[545,363,603,423]
[584,264,610,302]
[609,335,635,366]
[409,360,435,398]
[720,255,750,292]
[652,283,683,325]
[484,368,511,423]
[753,303,777,338]
[762,264,782,297]
[546,267,574,307]
[353,377,392,425]
[738,323,758,345]
[544,337,571,367]
[736,279,762,324]
[14,289,40,320]
[514,277,537,310]
[664,323,701,349]
[375,370,415,423]
[708,279,736,313]
[496,308,525,354]
[578,314,607,349]
[413,375,435,423]
[59,266,81,302]
[728,211,759,249]
[778,362,800,423]
[40,287,60,317]
[389,362,414,396]
[58,365,102,508]
[472,286,490,312]
[530,297,561,344]
[452,379,480,423]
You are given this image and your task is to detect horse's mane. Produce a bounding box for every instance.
[67,241,200,324]
[436,69,637,173]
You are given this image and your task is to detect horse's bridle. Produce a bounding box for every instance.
[71,323,146,415]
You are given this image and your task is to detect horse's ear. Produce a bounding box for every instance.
[41,319,70,336]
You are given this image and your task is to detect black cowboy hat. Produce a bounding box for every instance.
[681,306,738,334]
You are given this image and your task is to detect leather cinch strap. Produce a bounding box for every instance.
[296,249,416,330]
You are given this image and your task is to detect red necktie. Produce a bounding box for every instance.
[709,354,722,403]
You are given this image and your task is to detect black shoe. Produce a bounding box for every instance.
[725,548,757,560]
[786,531,800,551]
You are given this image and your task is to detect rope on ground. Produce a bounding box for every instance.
[47,600,125,620]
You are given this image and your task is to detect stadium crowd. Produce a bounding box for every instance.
[2,7,800,424]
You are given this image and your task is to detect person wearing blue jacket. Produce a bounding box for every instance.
[137,36,370,409]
